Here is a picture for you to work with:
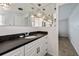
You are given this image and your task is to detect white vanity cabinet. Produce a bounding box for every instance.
[2,35,47,56]
[3,46,24,56]
[39,35,48,56]
[25,35,48,56]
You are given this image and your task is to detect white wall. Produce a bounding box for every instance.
[58,4,77,37]
[69,4,79,55]
[59,19,69,37]
[59,3,77,20]
[47,27,58,56]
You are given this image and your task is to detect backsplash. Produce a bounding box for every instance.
[0,26,38,36]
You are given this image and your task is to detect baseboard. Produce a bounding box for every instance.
[47,51,58,56]
[45,53,53,56]
[70,39,79,56]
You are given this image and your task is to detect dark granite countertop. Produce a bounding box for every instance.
[0,31,48,55]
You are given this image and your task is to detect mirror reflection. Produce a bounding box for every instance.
[0,3,56,27]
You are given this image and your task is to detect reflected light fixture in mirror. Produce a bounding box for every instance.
[31,13,42,18]
[31,15,34,18]
[0,3,11,10]
[36,12,43,18]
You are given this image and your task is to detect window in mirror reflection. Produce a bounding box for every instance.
[31,15,53,27]
[31,16,43,27]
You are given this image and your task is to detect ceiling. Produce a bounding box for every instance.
[0,3,56,17]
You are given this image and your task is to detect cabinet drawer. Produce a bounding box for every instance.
[25,39,40,51]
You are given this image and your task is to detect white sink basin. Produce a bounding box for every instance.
[25,36,37,39]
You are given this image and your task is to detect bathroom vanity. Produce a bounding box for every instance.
[0,31,48,56]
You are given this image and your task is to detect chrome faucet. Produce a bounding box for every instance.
[25,32,29,37]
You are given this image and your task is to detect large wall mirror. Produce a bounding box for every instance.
[0,3,56,27]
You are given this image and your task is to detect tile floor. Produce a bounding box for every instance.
[59,37,78,56]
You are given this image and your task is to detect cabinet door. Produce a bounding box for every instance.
[37,35,48,56]
[3,46,24,56]
[25,39,39,56]
[25,35,47,56]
